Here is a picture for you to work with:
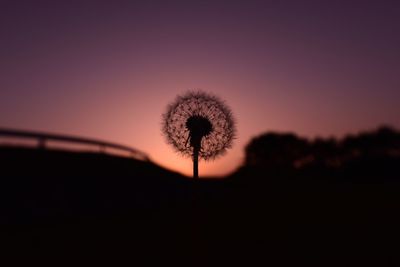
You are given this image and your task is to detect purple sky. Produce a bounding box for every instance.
[1,0,399,176]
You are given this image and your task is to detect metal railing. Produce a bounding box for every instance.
[0,128,149,161]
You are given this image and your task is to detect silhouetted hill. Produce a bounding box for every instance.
[1,126,400,266]
[0,146,194,223]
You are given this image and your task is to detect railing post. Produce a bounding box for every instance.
[38,137,46,150]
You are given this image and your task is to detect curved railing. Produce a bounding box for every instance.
[0,128,149,161]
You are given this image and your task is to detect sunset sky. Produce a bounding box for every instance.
[1,1,399,176]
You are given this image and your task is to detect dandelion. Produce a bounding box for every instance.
[162,91,236,179]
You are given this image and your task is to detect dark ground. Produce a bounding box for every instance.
[1,146,399,266]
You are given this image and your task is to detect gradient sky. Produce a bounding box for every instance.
[1,0,399,176]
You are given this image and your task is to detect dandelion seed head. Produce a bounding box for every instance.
[162,91,236,160]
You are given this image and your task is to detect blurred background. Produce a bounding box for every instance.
[1,0,399,176]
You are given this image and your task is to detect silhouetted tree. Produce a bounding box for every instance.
[162,91,236,179]
[310,137,339,168]
[241,126,400,184]
[245,132,309,169]
[341,126,400,161]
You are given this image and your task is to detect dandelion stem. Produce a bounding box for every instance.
[193,145,199,179]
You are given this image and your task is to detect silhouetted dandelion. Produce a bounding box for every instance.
[162,91,236,179]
